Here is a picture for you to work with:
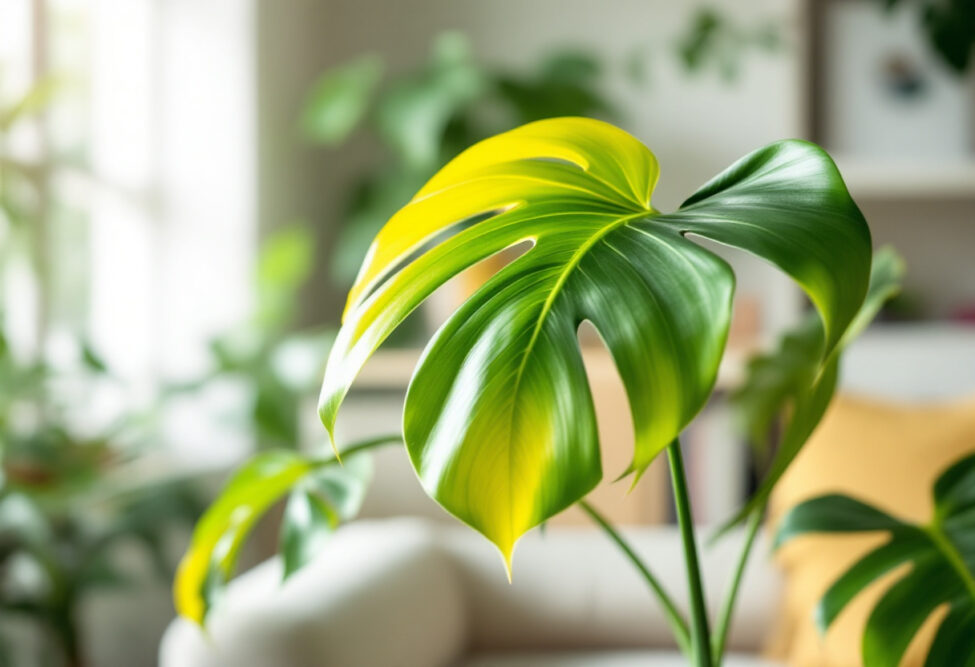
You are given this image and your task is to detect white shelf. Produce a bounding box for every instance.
[843,322,975,400]
[833,155,975,200]
[353,346,747,392]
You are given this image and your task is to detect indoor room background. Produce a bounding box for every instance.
[1,1,973,666]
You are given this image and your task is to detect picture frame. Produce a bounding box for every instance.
[805,0,975,161]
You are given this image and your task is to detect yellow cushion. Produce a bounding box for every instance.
[766,393,975,667]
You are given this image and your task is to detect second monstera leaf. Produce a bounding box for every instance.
[776,453,975,667]
[721,246,904,533]
[319,117,871,564]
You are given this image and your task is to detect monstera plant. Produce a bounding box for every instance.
[176,117,876,666]
[776,452,975,667]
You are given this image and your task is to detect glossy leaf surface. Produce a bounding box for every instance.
[776,453,975,667]
[319,117,871,563]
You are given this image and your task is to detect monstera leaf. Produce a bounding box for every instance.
[319,117,871,565]
[174,437,391,624]
[723,247,904,529]
[776,453,975,667]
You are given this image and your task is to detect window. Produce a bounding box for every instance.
[0,0,257,462]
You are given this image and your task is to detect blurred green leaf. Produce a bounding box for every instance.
[257,224,315,293]
[253,371,299,447]
[675,7,783,81]
[623,47,652,87]
[0,76,63,132]
[922,0,975,74]
[774,495,911,549]
[209,328,264,373]
[176,435,398,623]
[256,223,315,330]
[540,50,602,82]
[733,247,904,457]
[494,48,613,123]
[174,450,313,624]
[80,341,108,374]
[776,452,975,666]
[722,248,904,532]
[880,0,975,75]
[374,32,487,169]
[299,54,384,145]
[279,451,372,579]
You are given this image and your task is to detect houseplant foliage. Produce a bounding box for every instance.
[776,452,975,667]
[173,437,395,625]
[301,19,785,292]
[318,116,871,666]
[178,116,873,666]
[732,247,904,462]
[177,223,334,452]
[0,328,204,667]
[1,77,207,667]
[724,246,905,532]
[318,116,870,560]
[701,245,904,663]
[300,32,619,288]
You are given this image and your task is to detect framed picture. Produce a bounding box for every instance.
[806,0,975,161]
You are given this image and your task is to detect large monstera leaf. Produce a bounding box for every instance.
[776,453,975,667]
[319,117,871,564]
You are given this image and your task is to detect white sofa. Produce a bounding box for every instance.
[160,519,782,666]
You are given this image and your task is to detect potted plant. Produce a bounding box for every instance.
[177,116,887,665]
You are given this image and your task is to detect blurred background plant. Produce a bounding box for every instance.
[0,299,206,667]
[0,72,206,667]
[302,31,620,289]
[882,0,975,74]
[0,344,204,667]
[301,15,788,294]
[675,7,783,81]
[183,222,334,452]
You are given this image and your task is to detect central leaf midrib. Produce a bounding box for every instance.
[926,522,975,602]
[502,207,654,538]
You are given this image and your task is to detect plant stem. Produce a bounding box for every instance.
[310,433,403,467]
[579,500,691,655]
[667,440,713,667]
[711,504,763,664]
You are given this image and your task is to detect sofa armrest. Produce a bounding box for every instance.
[159,519,467,667]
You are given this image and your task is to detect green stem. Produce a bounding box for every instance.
[711,504,764,664]
[668,440,713,667]
[310,434,403,467]
[579,500,691,655]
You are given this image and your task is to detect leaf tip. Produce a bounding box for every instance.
[495,538,519,582]
[499,548,514,583]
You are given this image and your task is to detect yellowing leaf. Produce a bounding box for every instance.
[320,117,871,566]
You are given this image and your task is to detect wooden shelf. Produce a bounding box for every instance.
[353,346,747,392]
[833,155,975,200]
